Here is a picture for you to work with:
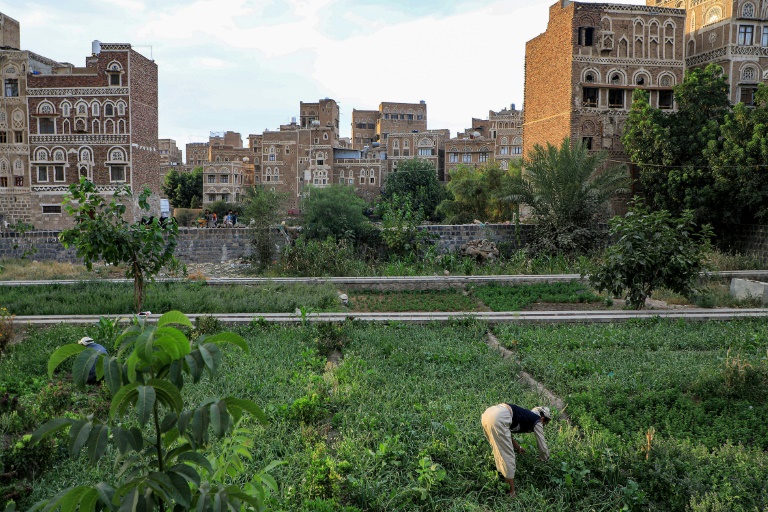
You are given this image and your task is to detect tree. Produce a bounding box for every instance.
[590,205,713,309]
[29,311,277,511]
[303,185,370,241]
[378,193,429,258]
[622,64,732,227]
[383,159,447,221]
[505,138,629,255]
[240,186,287,269]
[59,178,179,313]
[437,162,518,224]
[162,167,203,209]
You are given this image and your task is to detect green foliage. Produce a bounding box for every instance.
[383,159,447,221]
[0,307,14,354]
[1,281,341,316]
[279,237,371,277]
[437,162,518,224]
[28,311,276,512]
[378,193,432,258]
[622,64,768,236]
[59,178,179,312]
[474,281,602,311]
[303,185,370,242]
[240,186,287,269]
[162,167,203,209]
[590,204,713,309]
[348,289,481,312]
[506,138,629,255]
[207,200,241,223]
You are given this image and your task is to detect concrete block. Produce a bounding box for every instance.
[730,278,768,304]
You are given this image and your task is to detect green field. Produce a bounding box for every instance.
[2,319,767,511]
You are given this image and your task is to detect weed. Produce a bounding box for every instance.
[0,308,15,354]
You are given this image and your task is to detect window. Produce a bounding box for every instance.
[62,103,71,117]
[608,89,624,108]
[762,27,768,46]
[407,114,414,120]
[583,87,598,107]
[37,166,48,182]
[403,149,410,157]
[0,132,6,144]
[105,104,114,116]
[513,147,522,155]
[738,25,754,45]
[207,175,215,183]
[578,27,594,46]
[268,154,276,161]
[500,146,510,155]
[54,165,65,182]
[0,177,7,187]
[42,205,62,214]
[15,176,22,187]
[449,153,459,163]
[419,148,432,156]
[659,90,674,109]
[741,87,758,106]
[222,194,230,202]
[479,153,489,163]
[370,174,375,184]
[110,165,126,182]
[4,79,18,97]
[220,175,229,183]
[39,118,55,134]
[92,103,100,116]
[582,137,593,150]
[208,194,216,202]
[462,153,472,163]
[743,2,755,17]
[14,131,22,143]
[109,73,121,86]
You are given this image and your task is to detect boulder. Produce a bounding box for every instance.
[460,239,499,263]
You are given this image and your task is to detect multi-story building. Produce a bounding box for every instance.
[202,161,246,205]
[158,138,182,167]
[186,142,208,167]
[351,101,429,150]
[386,130,447,180]
[650,0,768,105]
[444,105,524,176]
[1,12,159,229]
[523,1,686,161]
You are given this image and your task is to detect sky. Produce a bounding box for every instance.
[5,0,641,157]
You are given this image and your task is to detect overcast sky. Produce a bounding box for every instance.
[5,0,640,155]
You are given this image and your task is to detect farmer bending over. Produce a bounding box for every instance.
[481,403,551,498]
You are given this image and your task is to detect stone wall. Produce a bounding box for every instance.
[0,224,534,264]
[728,224,768,261]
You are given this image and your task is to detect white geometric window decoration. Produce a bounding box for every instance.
[743,2,755,17]
[403,139,409,148]
[53,150,65,161]
[14,159,22,171]
[501,137,509,145]
[77,103,87,115]
[706,6,721,24]
[109,148,126,161]
[660,75,672,87]
[512,136,522,145]
[39,102,54,115]
[0,112,5,125]
[743,67,756,81]
[80,148,92,162]
[61,103,71,117]
[108,61,123,71]
[0,160,7,172]
[117,102,126,116]
[92,103,100,116]
[36,149,49,161]
[610,73,622,85]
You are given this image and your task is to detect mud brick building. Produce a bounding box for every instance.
[444,105,524,177]
[523,1,686,162]
[650,0,768,105]
[0,12,159,229]
[202,160,247,205]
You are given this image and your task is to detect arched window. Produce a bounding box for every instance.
[61,102,71,117]
[117,102,126,116]
[35,148,49,161]
[53,149,65,161]
[91,102,100,117]
[743,2,755,17]
[705,6,721,24]
[743,66,757,81]
[105,103,114,116]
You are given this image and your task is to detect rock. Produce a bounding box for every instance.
[460,239,499,263]
[339,293,349,306]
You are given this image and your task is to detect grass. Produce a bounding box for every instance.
[0,259,125,281]
[4,319,768,510]
[473,281,603,311]
[0,281,342,315]
[348,289,484,312]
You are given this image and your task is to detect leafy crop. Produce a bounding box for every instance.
[474,281,602,311]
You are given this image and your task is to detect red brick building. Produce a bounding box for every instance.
[0,12,159,229]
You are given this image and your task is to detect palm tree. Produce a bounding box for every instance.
[505,137,630,255]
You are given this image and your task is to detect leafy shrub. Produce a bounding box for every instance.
[0,308,15,354]
[590,204,713,309]
[279,237,370,277]
[288,393,328,424]
[194,314,222,337]
[474,281,601,311]
[314,322,349,357]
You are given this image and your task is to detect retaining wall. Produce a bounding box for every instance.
[0,224,534,264]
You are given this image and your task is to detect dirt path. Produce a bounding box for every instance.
[485,331,571,424]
